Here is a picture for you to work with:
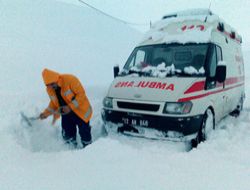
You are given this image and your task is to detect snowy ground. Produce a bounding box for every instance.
[1,0,250,190]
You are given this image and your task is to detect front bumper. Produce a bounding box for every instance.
[102,109,203,141]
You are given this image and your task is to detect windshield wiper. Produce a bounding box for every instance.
[128,70,151,76]
[169,70,204,77]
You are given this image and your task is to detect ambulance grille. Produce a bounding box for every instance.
[117,102,160,112]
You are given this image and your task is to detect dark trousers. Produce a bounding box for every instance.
[61,111,92,147]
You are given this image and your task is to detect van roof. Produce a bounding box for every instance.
[139,8,242,46]
[162,8,213,20]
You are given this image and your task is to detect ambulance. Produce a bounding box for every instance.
[102,9,245,146]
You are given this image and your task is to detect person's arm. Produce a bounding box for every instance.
[40,100,56,117]
[68,76,86,110]
[40,99,60,122]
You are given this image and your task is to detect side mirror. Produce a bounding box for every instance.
[216,65,226,83]
[113,65,120,78]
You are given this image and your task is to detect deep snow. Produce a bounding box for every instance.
[0,0,250,190]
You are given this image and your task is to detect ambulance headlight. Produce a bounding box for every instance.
[163,102,192,114]
[103,97,113,108]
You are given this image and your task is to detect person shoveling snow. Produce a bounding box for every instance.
[39,68,93,149]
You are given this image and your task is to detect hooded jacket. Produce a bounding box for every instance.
[41,69,92,123]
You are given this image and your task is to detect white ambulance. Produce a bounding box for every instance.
[102,9,245,146]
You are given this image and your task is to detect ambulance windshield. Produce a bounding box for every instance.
[122,43,209,77]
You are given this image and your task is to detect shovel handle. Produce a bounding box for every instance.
[29,116,40,121]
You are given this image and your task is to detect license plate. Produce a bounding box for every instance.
[122,117,149,127]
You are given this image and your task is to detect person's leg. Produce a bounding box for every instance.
[78,121,92,147]
[72,113,92,147]
[61,113,77,147]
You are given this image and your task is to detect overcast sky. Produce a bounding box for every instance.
[60,0,250,45]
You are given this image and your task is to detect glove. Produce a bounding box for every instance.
[60,106,71,115]
[39,113,48,119]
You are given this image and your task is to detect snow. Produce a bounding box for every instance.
[128,63,179,78]
[152,11,219,31]
[218,60,227,66]
[140,9,219,45]
[184,66,205,75]
[1,0,250,189]
[129,63,204,77]
[171,8,212,17]
[0,0,140,92]
[163,26,213,44]
[139,8,241,45]
[141,25,213,44]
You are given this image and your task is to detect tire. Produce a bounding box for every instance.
[191,109,215,148]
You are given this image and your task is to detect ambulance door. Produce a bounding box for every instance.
[205,44,225,119]
[216,45,229,116]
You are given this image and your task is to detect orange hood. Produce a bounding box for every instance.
[42,69,60,85]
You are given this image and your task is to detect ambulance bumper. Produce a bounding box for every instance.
[102,109,203,141]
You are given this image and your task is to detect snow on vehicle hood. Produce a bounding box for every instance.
[107,76,198,102]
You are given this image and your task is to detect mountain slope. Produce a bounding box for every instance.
[0,0,141,92]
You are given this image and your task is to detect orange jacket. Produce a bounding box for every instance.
[42,69,92,123]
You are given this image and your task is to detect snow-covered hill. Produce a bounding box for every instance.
[0,0,250,190]
[0,0,140,92]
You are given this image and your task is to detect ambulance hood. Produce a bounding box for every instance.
[107,76,198,102]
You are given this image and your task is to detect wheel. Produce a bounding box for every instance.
[191,109,215,148]
[200,109,215,141]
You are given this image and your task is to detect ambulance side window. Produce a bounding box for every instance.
[208,45,222,77]
[135,50,146,66]
[127,57,135,68]
[125,50,146,69]
[205,45,218,90]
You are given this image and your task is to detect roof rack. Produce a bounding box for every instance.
[162,14,177,19]
[162,9,213,20]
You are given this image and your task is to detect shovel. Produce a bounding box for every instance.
[20,111,40,127]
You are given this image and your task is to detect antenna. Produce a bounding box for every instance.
[208,0,212,10]
[204,0,212,22]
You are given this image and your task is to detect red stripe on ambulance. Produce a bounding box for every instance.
[179,76,244,102]
[178,83,244,102]
[184,76,244,94]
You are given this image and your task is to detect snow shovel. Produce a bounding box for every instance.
[20,111,40,127]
